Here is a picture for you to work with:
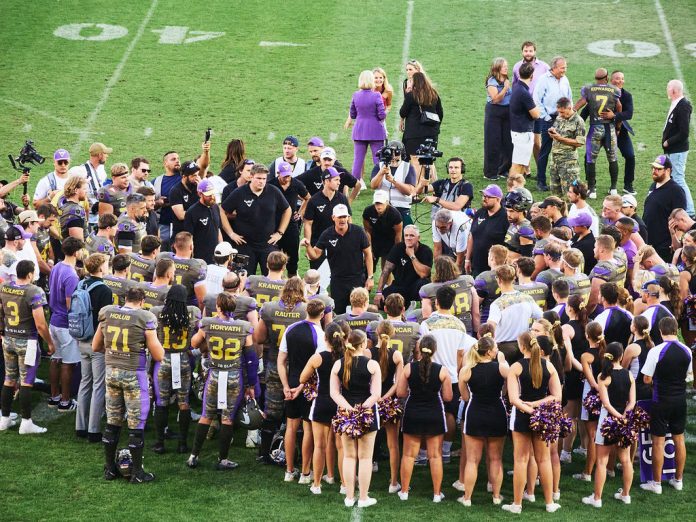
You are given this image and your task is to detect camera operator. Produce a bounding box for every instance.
[296,147,360,203]
[432,208,471,271]
[362,190,403,270]
[0,173,31,212]
[416,156,472,218]
[33,149,72,209]
[369,140,416,226]
[205,241,235,295]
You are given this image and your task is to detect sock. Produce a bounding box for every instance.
[154,406,168,443]
[103,424,121,468]
[442,441,452,455]
[609,161,619,189]
[1,385,13,416]
[259,417,279,458]
[585,162,596,190]
[17,386,32,419]
[219,423,234,461]
[178,409,191,445]
[191,422,208,457]
[128,429,145,473]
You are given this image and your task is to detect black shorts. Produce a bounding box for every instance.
[443,383,460,417]
[286,394,311,421]
[650,397,687,437]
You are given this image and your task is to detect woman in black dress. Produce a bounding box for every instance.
[458,335,509,506]
[399,72,443,173]
[330,329,382,509]
[396,335,452,502]
[503,332,562,514]
[300,323,344,494]
[369,321,404,494]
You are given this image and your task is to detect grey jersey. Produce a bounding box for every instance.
[0,282,47,339]
[100,305,157,371]
[155,252,207,304]
[366,319,420,362]
[137,282,169,310]
[104,275,137,306]
[151,305,200,352]
[419,275,476,332]
[200,316,252,371]
[128,253,156,283]
[203,293,257,321]
[333,311,382,332]
[85,233,115,257]
[245,275,286,305]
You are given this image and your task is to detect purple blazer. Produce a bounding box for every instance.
[350,89,387,141]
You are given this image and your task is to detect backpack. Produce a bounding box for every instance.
[68,279,105,341]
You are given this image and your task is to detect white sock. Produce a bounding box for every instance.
[443,441,452,454]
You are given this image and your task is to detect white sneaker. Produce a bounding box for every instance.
[573,472,592,482]
[433,493,445,503]
[546,502,562,513]
[452,480,465,492]
[9,412,18,421]
[588,191,597,200]
[344,497,355,507]
[398,491,409,501]
[609,189,618,196]
[522,491,535,503]
[501,503,522,514]
[668,478,683,491]
[614,489,631,504]
[298,472,313,485]
[357,497,377,508]
[0,416,17,430]
[560,450,572,464]
[322,474,335,485]
[457,496,471,507]
[310,485,321,495]
[372,461,379,472]
[18,419,47,434]
[190,410,201,421]
[246,429,259,448]
[640,481,662,494]
[573,446,588,457]
[582,495,602,508]
[388,482,401,493]
[284,470,299,482]
[492,496,504,505]
[487,482,493,493]
[359,179,367,190]
[553,491,561,501]
[339,485,347,495]
[607,470,616,478]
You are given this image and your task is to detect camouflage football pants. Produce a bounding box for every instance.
[3,337,39,385]
[105,367,150,429]
[586,124,617,164]
[153,352,191,407]
[549,154,580,196]
[263,360,284,421]
[201,368,242,421]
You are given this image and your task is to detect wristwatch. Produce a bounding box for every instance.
[409,255,416,260]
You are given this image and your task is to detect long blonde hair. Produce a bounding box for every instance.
[375,321,395,382]
[465,335,496,369]
[519,332,543,389]
[342,330,367,389]
[373,67,393,96]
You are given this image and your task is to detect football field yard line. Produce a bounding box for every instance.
[392,0,414,135]
[654,0,696,136]
[0,97,82,133]
[71,0,159,156]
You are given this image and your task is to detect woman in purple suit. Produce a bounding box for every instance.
[344,70,387,182]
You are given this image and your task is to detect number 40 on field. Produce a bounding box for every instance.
[54,23,224,44]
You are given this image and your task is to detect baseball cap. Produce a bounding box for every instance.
[197,179,216,196]
[568,212,593,228]
[320,147,337,160]
[277,161,293,177]
[6,225,31,240]
[652,154,672,169]
[53,149,70,161]
[641,279,660,292]
[181,160,200,176]
[308,137,324,147]
[322,166,341,181]
[332,204,350,217]
[89,142,113,155]
[480,184,503,199]
[214,241,236,257]
[539,196,563,209]
[18,210,41,224]
[373,190,389,204]
[621,194,638,208]
[283,135,299,147]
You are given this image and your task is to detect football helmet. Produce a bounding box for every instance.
[235,398,264,430]
[116,448,133,479]
[503,190,532,212]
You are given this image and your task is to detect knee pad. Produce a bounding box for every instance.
[128,429,145,450]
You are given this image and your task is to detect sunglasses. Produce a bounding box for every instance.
[140,168,151,173]
[243,159,255,165]
[56,160,69,166]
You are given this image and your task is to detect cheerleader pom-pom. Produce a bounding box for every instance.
[331,405,375,439]
[627,406,650,431]
[583,390,602,417]
[559,412,573,439]
[600,406,650,448]
[377,397,403,424]
[685,295,696,322]
[302,374,318,402]
[529,400,564,444]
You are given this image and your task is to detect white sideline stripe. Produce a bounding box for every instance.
[329,132,338,142]
[1,98,80,130]
[259,41,306,47]
[654,0,696,136]
[72,0,159,156]
[393,0,415,135]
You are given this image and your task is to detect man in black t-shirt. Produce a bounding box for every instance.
[296,147,359,203]
[569,212,596,275]
[362,190,403,269]
[183,179,222,264]
[221,164,290,276]
[169,161,201,237]
[465,184,508,276]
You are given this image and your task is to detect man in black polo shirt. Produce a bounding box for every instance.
[302,204,373,314]
[362,190,403,270]
[643,155,687,262]
[268,161,310,277]
[169,161,201,238]
[296,147,359,203]
[183,179,222,264]
[375,224,432,307]
[221,164,290,276]
[302,167,351,269]
[569,211,596,275]
[465,184,508,276]
[509,62,541,186]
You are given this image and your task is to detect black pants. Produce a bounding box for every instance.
[237,243,277,276]
[383,279,430,304]
[484,103,513,178]
[330,277,365,314]
[617,128,635,189]
[276,223,300,276]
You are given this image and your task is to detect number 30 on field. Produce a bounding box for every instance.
[53,24,224,44]
[587,39,696,58]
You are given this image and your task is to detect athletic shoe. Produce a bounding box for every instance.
[152,442,166,454]
[103,464,120,481]
[310,485,322,495]
[607,470,616,478]
[322,474,335,485]
[9,412,18,421]
[501,503,522,514]
[588,191,597,200]
[522,491,535,503]
[359,179,367,190]
[573,446,588,457]
[246,430,260,448]
[186,455,199,469]
[0,416,17,431]
[560,450,572,464]
[553,491,561,501]
[339,485,347,495]
[397,491,409,501]
[433,493,445,503]
[414,457,428,466]
[452,480,465,492]
[640,481,662,494]
[130,469,155,484]
[357,497,377,508]
[668,478,683,491]
[608,188,618,196]
[614,489,631,504]
[572,473,591,482]
[372,461,379,472]
[216,459,239,471]
[88,432,102,444]
[58,399,77,412]
[284,469,299,482]
[344,497,355,508]
[484,174,502,181]
[582,495,602,508]
[623,187,637,195]
[457,496,471,507]
[546,502,562,513]
[256,455,274,465]
[492,496,504,505]
[48,396,60,408]
[487,482,493,493]
[389,482,401,493]
[18,419,46,434]
[298,473,312,485]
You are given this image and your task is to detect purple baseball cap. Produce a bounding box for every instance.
[197,179,216,196]
[54,149,70,161]
[322,166,340,181]
[277,161,293,177]
[308,136,324,147]
[568,212,593,228]
[7,225,32,240]
[480,184,503,198]
[652,154,672,169]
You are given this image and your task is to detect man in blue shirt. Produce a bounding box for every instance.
[509,63,540,179]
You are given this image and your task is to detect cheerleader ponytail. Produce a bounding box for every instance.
[529,337,543,389]
[342,330,366,388]
[376,320,396,382]
[659,275,682,318]
[325,322,346,363]
[586,321,606,359]
[466,334,496,369]
[418,335,437,384]
[632,315,654,349]
[599,342,623,380]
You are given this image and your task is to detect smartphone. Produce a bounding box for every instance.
[205,128,211,142]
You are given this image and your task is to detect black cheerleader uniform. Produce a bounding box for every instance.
[629,339,653,401]
[564,319,589,401]
[402,360,447,436]
[309,351,337,424]
[370,346,397,396]
[337,355,380,433]
[595,368,631,445]
[580,346,603,421]
[463,361,507,437]
[510,358,551,433]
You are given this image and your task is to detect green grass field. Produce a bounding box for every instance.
[1,0,696,519]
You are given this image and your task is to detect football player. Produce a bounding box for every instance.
[128,235,161,283]
[138,258,174,310]
[333,288,381,332]
[104,254,137,306]
[156,232,207,308]
[243,251,288,305]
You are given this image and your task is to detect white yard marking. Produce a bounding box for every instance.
[392,0,414,135]
[22,123,32,133]
[144,127,153,137]
[637,142,647,152]
[1,98,80,130]
[329,132,338,142]
[72,0,159,157]
[452,136,461,146]
[259,41,306,47]
[268,131,276,141]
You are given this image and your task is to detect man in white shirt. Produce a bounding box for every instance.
[432,208,470,270]
[69,142,112,225]
[33,149,71,208]
[206,241,235,295]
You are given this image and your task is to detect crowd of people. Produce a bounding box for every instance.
[0,42,694,513]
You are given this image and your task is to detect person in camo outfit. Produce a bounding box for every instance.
[548,97,585,196]
[94,286,163,483]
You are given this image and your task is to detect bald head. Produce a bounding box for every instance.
[595,68,608,81]
[668,79,684,100]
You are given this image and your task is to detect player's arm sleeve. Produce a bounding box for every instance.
[243,342,259,386]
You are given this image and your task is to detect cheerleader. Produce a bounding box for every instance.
[458,334,509,506]
[369,321,404,494]
[299,323,345,494]
[504,332,562,514]
[621,316,654,402]
[583,342,635,508]
[330,330,382,508]
[575,322,606,482]
[396,335,452,502]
